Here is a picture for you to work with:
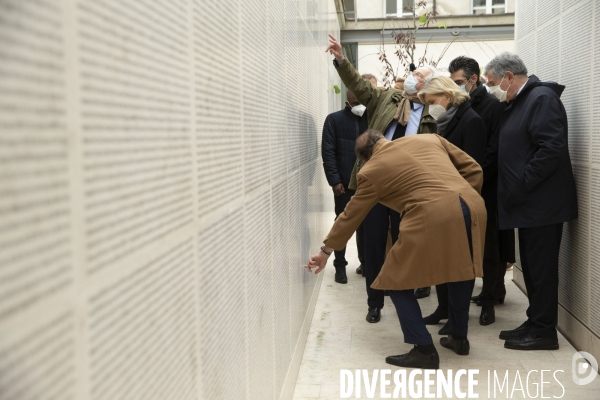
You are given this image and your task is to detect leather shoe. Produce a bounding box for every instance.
[366,307,381,323]
[438,322,450,335]
[440,336,470,355]
[356,264,363,274]
[504,333,559,351]
[479,306,495,325]
[471,293,481,302]
[334,266,348,284]
[386,347,439,369]
[499,320,532,340]
[415,287,431,299]
[423,307,448,325]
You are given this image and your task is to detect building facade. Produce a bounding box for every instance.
[337,0,515,84]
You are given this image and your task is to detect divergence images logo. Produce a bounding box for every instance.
[572,351,598,386]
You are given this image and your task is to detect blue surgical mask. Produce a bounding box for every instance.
[460,80,473,94]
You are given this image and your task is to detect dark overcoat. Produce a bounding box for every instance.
[439,100,487,166]
[496,75,578,229]
[470,82,506,205]
[321,107,368,188]
[323,135,487,290]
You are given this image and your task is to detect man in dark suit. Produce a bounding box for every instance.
[321,87,370,284]
[484,52,578,350]
[448,56,507,326]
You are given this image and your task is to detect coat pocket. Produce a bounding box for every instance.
[500,149,528,206]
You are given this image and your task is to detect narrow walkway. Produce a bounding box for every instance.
[293,237,599,399]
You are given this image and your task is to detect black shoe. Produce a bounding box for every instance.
[438,322,450,335]
[385,347,440,369]
[440,336,470,355]
[471,293,481,302]
[479,306,495,326]
[334,266,348,284]
[356,264,363,274]
[423,307,448,325]
[415,287,431,299]
[366,307,381,323]
[504,333,559,351]
[499,320,532,340]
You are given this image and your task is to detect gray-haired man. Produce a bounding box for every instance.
[484,52,578,351]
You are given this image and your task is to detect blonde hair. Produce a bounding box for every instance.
[418,76,470,107]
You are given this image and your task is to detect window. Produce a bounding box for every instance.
[472,0,507,15]
[342,0,355,20]
[385,0,414,17]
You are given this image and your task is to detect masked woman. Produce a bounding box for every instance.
[417,76,488,336]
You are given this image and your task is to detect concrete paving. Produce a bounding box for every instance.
[293,236,600,399]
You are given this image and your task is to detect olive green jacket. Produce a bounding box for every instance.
[333,59,437,189]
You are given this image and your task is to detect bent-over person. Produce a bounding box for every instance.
[305,130,487,369]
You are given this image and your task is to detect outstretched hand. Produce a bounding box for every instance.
[325,34,345,63]
[305,251,329,274]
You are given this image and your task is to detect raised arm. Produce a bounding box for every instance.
[325,34,383,110]
[437,136,483,194]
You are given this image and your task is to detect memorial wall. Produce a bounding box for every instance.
[0,0,339,399]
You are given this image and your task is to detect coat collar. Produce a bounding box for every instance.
[343,105,353,116]
[390,89,405,104]
[469,82,488,105]
[503,75,562,111]
[373,138,387,156]
[445,101,471,134]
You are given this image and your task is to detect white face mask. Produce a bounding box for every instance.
[350,104,366,117]
[488,75,511,102]
[404,74,420,94]
[428,97,446,121]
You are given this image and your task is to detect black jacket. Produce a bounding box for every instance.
[321,106,368,187]
[439,100,487,166]
[470,82,506,206]
[471,82,506,144]
[497,75,578,229]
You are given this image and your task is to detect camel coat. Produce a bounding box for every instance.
[323,135,487,290]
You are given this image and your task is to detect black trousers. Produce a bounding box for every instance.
[333,188,364,268]
[495,228,516,299]
[435,200,493,309]
[477,207,500,306]
[390,200,475,342]
[518,223,563,339]
[362,203,400,309]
